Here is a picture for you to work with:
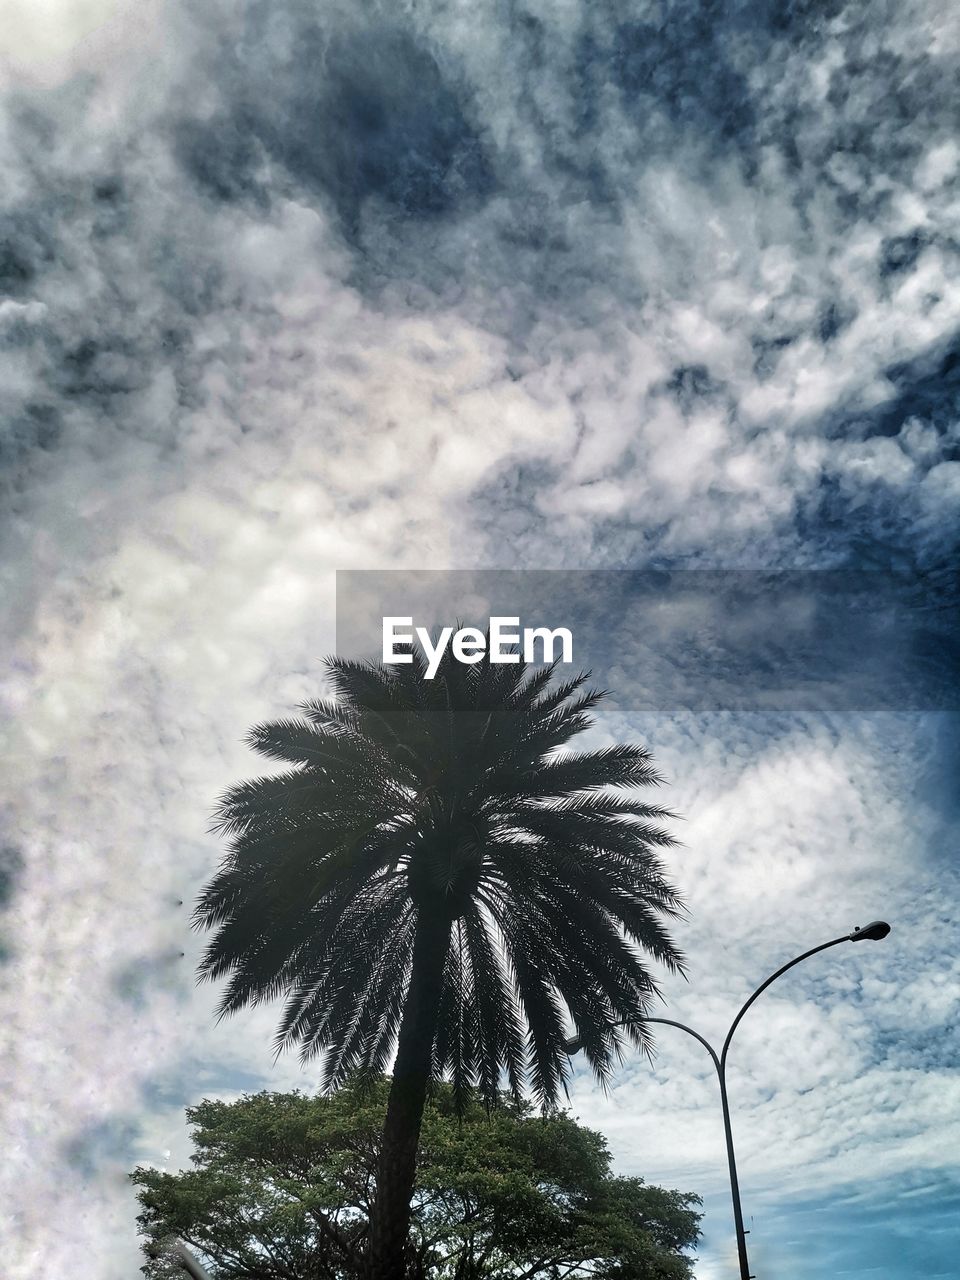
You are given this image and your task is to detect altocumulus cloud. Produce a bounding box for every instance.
[1,1,959,1278]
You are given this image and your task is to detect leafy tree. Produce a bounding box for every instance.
[132,1080,701,1279]
[194,650,685,1279]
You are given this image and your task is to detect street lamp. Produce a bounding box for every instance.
[566,921,891,1280]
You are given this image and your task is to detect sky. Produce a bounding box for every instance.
[1,1,959,1277]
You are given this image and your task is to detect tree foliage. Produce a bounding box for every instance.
[192,650,687,1277]
[132,1080,701,1280]
[194,653,686,1107]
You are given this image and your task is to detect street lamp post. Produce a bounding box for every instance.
[568,920,891,1280]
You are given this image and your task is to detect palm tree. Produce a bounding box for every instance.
[194,645,686,1280]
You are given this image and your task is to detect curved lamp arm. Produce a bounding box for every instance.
[719,932,849,1072]
[644,1016,721,1076]
[567,920,890,1280]
[719,920,891,1071]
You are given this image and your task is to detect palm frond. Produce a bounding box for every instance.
[195,648,686,1109]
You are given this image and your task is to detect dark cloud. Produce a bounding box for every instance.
[112,948,188,1010]
[880,229,931,278]
[0,214,52,296]
[872,330,960,449]
[605,14,755,145]
[0,845,24,910]
[0,403,63,473]
[4,0,957,578]
[665,363,729,405]
[61,1116,139,1180]
[177,14,494,233]
[817,299,857,344]
[914,712,960,830]
[0,846,24,963]
[174,112,271,207]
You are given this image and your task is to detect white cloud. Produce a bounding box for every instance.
[2,2,959,1277]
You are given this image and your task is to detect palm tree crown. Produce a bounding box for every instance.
[195,646,686,1109]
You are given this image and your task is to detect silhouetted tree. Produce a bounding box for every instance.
[195,648,685,1280]
[132,1080,702,1279]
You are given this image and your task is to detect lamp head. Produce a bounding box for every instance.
[849,920,891,942]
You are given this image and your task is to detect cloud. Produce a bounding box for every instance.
[1,1,959,1277]
[566,708,960,1265]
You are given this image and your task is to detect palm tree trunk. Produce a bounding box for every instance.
[365,906,451,1280]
